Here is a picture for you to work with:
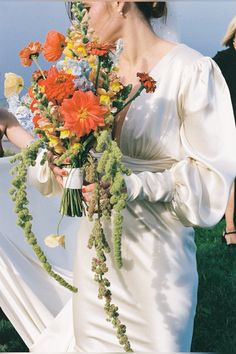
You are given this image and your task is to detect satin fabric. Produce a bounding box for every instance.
[0,156,78,351]
[1,43,236,352]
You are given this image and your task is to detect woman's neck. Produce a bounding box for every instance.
[119,15,162,72]
[118,14,176,80]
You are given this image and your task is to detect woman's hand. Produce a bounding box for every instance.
[48,152,68,187]
[82,182,111,202]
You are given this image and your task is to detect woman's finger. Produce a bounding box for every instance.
[82,183,95,193]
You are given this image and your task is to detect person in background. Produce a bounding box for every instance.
[213,16,236,245]
[0,107,34,156]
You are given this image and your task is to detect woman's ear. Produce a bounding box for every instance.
[114,2,130,17]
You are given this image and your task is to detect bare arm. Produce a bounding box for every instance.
[0,108,34,148]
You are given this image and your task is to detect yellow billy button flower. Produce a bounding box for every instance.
[44,234,65,248]
[4,72,24,98]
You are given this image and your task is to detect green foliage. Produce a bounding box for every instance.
[10,140,77,293]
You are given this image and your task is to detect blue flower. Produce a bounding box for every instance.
[74,77,94,92]
[67,59,92,78]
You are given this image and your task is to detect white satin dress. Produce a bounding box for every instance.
[1,43,236,352]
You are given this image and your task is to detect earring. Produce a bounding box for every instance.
[119,10,124,16]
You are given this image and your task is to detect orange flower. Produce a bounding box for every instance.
[30,98,39,113]
[86,42,115,56]
[19,41,42,67]
[28,86,34,99]
[32,113,43,128]
[137,72,156,93]
[60,90,107,137]
[38,66,76,105]
[32,70,48,82]
[43,30,66,62]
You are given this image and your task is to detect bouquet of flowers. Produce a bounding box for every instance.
[8,2,156,351]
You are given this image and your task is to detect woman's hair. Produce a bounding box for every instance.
[135,2,167,22]
[222,16,236,47]
[66,2,167,23]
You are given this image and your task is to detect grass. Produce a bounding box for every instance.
[191,219,236,352]
[0,219,236,352]
[0,312,28,352]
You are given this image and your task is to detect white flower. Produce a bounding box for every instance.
[44,234,65,248]
[4,72,24,98]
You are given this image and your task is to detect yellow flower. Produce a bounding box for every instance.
[111,81,123,93]
[4,72,24,98]
[54,144,66,154]
[71,142,81,152]
[59,128,71,139]
[63,47,74,59]
[48,135,60,147]
[73,45,87,57]
[66,42,73,50]
[38,119,54,134]
[44,234,65,248]
[100,94,111,106]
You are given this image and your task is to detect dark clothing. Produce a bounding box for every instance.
[213,47,236,121]
[0,130,4,157]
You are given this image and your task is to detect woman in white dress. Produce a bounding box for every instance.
[28,1,236,352]
[1,1,236,352]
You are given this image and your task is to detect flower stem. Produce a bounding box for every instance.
[95,56,101,91]
[116,86,144,115]
[32,56,46,79]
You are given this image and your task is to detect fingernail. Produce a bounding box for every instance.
[62,170,68,176]
[82,186,86,192]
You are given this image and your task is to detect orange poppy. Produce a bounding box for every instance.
[19,41,42,67]
[38,66,76,105]
[137,72,156,93]
[86,42,115,56]
[60,90,107,137]
[43,30,66,62]
[32,70,48,82]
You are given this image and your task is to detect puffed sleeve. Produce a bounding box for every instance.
[28,150,62,197]
[124,57,236,227]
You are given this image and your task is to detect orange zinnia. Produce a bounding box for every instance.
[60,90,107,137]
[38,66,76,105]
[86,42,115,56]
[19,41,42,67]
[137,72,156,93]
[43,30,66,62]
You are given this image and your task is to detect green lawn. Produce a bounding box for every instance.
[0,219,235,352]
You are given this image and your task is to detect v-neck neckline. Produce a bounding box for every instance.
[118,43,185,149]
